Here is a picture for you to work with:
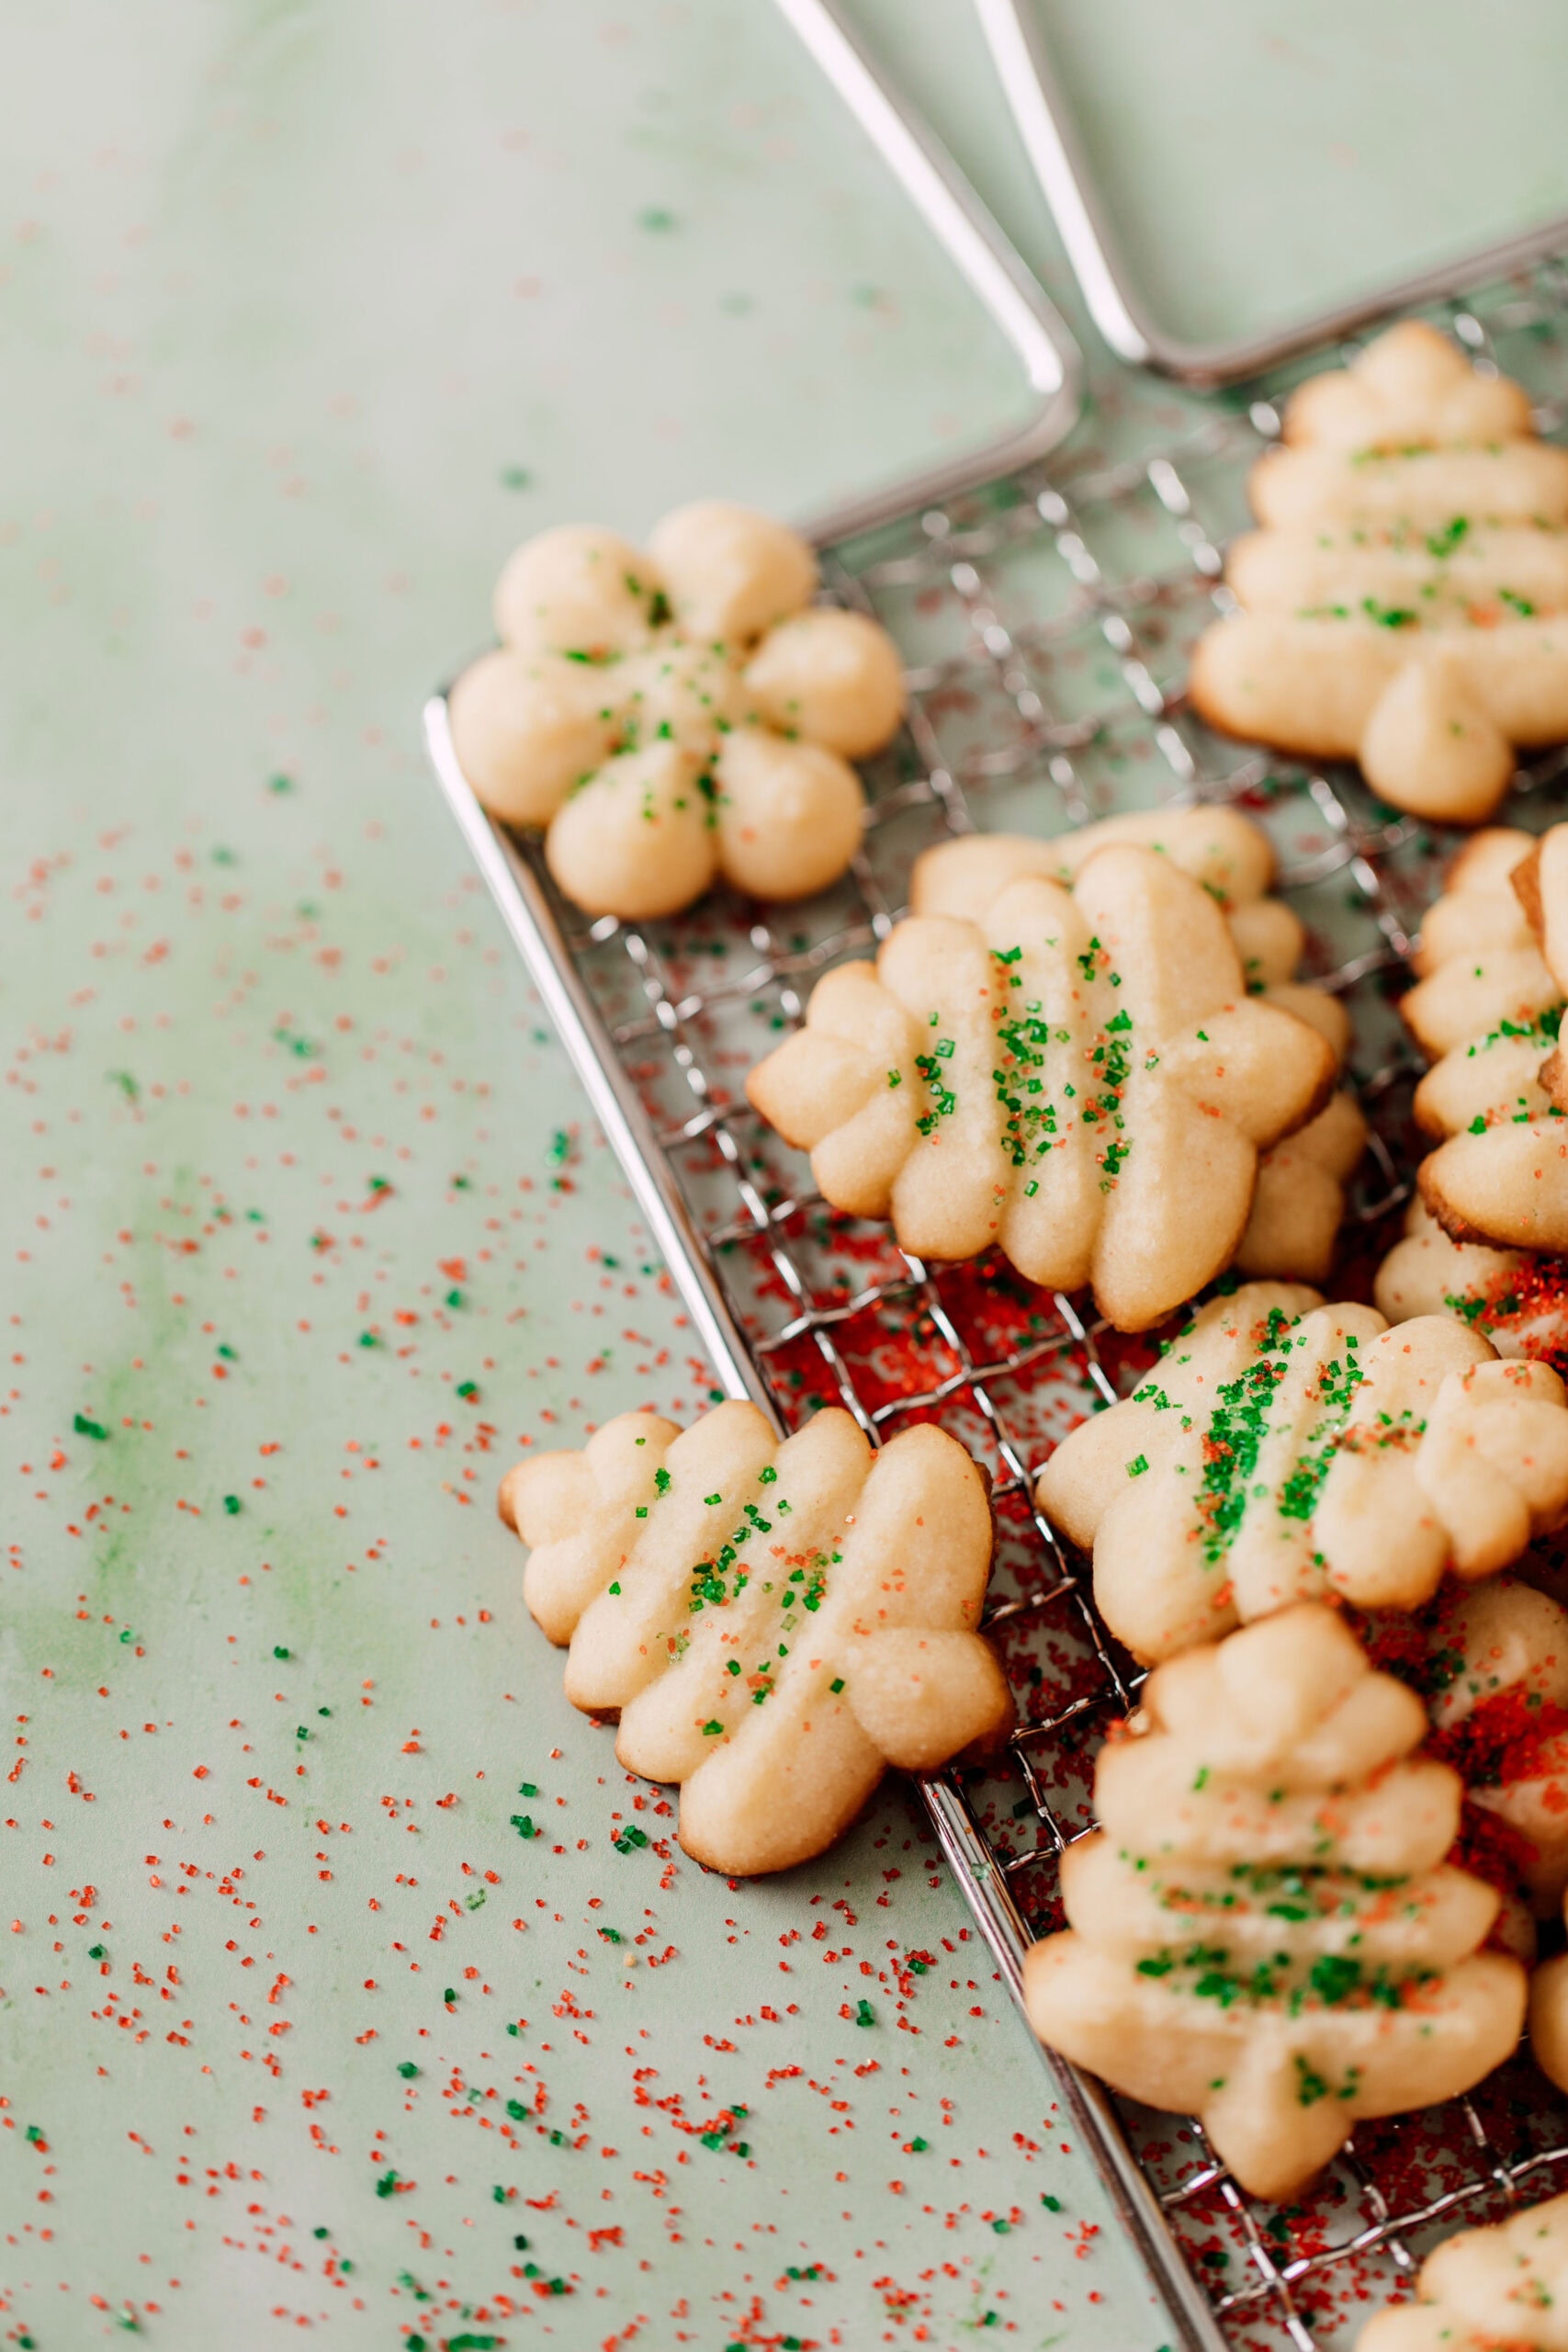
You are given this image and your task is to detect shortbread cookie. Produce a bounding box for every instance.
[1190,322,1568,822]
[748,842,1338,1330]
[1376,1199,1568,1373]
[1403,824,1568,1250]
[1035,1282,1568,1661]
[1530,1898,1568,2093]
[914,808,1366,1281]
[1358,2190,1568,2350]
[911,806,1340,1040]
[1425,1577,1568,1917]
[1023,1604,1526,2203]
[448,503,905,920]
[497,1402,1011,1876]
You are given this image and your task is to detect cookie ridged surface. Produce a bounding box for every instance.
[1359,2188,1568,2349]
[1035,1283,1568,1662]
[749,825,1338,1331]
[448,502,905,920]
[1403,822,1568,1250]
[1023,1605,1526,2204]
[497,1402,1011,1877]
[1190,321,1568,823]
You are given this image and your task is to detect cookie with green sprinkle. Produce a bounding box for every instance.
[748,841,1338,1333]
[1191,320,1568,825]
[1404,821,1568,1253]
[1037,1281,1568,1662]
[1024,1602,1526,2203]
[1358,2182,1568,2348]
[497,1402,1010,1876]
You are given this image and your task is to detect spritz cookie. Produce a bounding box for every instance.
[1358,2189,1568,2349]
[1404,823,1568,1250]
[1035,1282,1568,1661]
[1376,1199,1568,1373]
[748,839,1338,1331]
[1422,1575,1568,1920]
[497,1402,1011,1876]
[1023,1604,1527,2202]
[912,807,1364,1283]
[449,503,905,920]
[1190,322,1568,822]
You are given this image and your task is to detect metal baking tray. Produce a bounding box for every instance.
[974,0,1568,383]
[428,5,1568,2341]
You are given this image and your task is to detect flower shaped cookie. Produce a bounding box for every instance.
[497,1402,1011,1876]
[1403,822,1568,1250]
[1036,1282,1568,1662]
[448,502,905,920]
[910,807,1366,1286]
[747,833,1338,1332]
[1024,1605,1527,2203]
[1358,2188,1568,2350]
[1190,321,1568,823]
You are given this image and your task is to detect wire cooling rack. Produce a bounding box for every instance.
[427,264,1568,2351]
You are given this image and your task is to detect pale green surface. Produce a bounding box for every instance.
[0,3,1542,2346]
[1032,0,1568,348]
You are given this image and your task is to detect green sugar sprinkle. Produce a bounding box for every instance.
[73,1412,108,1441]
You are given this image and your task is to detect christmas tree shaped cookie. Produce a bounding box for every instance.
[1036,1282,1568,1662]
[747,839,1338,1332]
[1191,321,1568,823]
[1403,823,1568,1251]
[449,502,905,920]
[1358,2189,1568,2349]
[497,1402,1011,1876]
[1025,1605,1527,2203]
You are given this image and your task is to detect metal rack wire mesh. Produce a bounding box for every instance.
[430,259,1568,2350]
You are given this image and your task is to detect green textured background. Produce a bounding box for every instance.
[3,4,1566,2346]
